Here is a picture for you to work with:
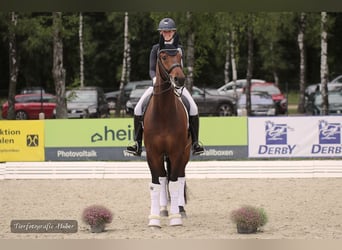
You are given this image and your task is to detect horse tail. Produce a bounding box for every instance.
[165,156,171,181]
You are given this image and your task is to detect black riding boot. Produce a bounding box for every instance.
[126,115,143,156]
[189,115,204,155]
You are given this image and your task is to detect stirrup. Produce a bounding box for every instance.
[192,142,204,155]
[126,143,142,156]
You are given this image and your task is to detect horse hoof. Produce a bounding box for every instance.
[148,215,161,228]
[160,210,169,217]
[169,214,182,226]
[148,219,161,228]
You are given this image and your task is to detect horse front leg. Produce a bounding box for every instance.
[168,167,183,226]
[168,180,182,226]
[176,161,187,219]
[148,182,162,228]
[147,158,166,228]
[159,176,169,217]
[178,176,187,218]
[162,158,186,219]
[169,152,189,224]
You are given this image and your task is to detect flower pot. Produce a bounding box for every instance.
[90,224,105,233]
[236,224,257,234]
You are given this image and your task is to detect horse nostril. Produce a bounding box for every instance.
[175,77,185,86]
[172,75,185,86]
[178,77,185,86]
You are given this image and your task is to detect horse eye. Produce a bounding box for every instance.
[162,55,167,60]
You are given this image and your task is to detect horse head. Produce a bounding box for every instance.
[157,35,185,88]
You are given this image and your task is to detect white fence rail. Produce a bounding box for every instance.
[1,160,342,179]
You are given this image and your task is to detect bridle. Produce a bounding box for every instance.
[154,49,184,96]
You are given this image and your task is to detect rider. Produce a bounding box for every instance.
[126,17,204,156]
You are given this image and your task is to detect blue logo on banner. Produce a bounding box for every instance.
[265,121,288,145]
[319,120,341,144]
[258,121,296,155]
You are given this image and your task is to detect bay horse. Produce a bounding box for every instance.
[143,40,191,227]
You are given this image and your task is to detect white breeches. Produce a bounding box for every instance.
[134,86,198,116]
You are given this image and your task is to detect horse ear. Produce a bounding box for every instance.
[159,34,165,49]
[173,33,179,47]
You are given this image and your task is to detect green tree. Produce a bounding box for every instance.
[16,13,54,92]
[254,12,294,85]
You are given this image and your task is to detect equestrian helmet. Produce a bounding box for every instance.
[158,18,177,31]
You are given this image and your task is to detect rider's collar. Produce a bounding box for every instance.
[164,38,174,44]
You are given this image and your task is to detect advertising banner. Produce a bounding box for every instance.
[45,118,133,161]
[0,120,45,161]
[248,116,342,158]
[45,117,248,161]
[198,117,248,160]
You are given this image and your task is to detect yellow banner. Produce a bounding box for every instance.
[0,120,45,162]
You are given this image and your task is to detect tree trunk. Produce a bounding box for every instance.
[230,30,238,100]
[185,11,195,92]
[246,15,254,116]
[272,71,279,86]
[320,12,329,115]
[52,12,67,119]
[297,12,307,114]
[116,12,130,117]
[224,32,230,85]
[79,12,84,88]
[269,42,280,86]
[7,12,18,120]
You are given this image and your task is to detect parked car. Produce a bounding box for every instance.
[66,86,109,118]
[105,80,151,110]
[125,86,150,115]
[216,79,266,97]
[236,91,276,116]
[330,75,342,84]
[305,89,342,115]
[304,77,342,112]
[124,85,236,117]
[20,86,45,94]
[250,82,287,115]
[191,86,236,116]
[1,93,56,120]
[305,82,342,98]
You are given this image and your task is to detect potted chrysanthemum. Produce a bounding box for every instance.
[230,205,268,234]
[82,205,113,233]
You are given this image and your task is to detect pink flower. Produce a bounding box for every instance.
[230,205,267,230]
[82,205,113,226]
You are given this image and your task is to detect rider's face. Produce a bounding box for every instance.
[160,30,175,42]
